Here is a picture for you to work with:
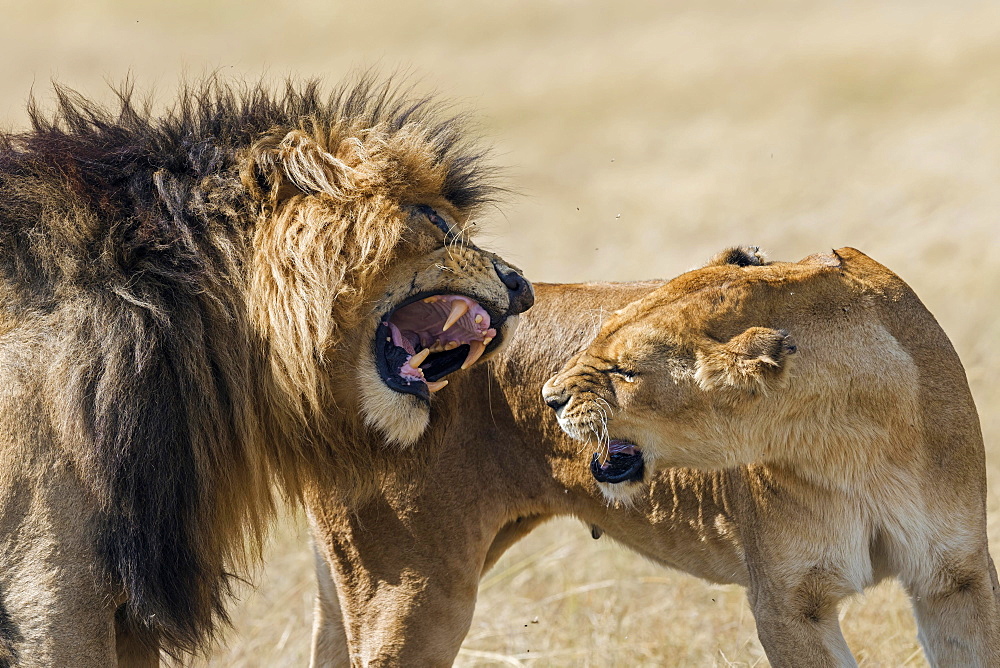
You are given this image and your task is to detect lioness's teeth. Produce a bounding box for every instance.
[427,379,448,393]
[442,300,469,332]
[474,314,483,324]
[483,336,493,345]
[445,341,459,350]
[461,340,486,369]
[409,348,430,368]
[423,296,439,303]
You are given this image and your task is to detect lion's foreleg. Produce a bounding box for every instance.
[308,496,487,668]
[483,514,550,573]
[0,458,119,667]
[309,544,350,668]
[113,606,159,668]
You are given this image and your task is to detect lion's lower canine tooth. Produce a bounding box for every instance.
[427,379,448,393]
[461,340,486,369]
[442,300,469,331]
[409,348,430,368]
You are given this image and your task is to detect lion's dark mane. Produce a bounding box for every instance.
[0,78,495,657]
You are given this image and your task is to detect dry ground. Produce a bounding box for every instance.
[6,1,1000,665]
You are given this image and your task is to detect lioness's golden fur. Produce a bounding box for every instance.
[545,247,1000,666]
[310,251,997,667]
[0,78,530,665]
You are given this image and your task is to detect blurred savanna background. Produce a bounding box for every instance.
[6,1,1000,665]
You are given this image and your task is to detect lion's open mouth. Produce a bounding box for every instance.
[591,439,645,484]
[375,294,501,400]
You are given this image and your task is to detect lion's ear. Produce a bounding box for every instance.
[695,327,796,393]
[242,129,355,204]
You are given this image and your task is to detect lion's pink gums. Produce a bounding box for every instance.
[389,295,497,382]
[390,296,493,348]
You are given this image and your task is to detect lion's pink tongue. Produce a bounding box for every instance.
[388,322,416,355]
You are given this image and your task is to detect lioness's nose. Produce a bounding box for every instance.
[544,394,568,412]
[494,262,534,315]
[541,382,569,412]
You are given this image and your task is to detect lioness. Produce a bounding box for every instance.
[310,248,996,667]
[544,247,1000,666]
[0,78,531,665]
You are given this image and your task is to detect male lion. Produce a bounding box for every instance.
[0,78,532,666]
[544,247,1000,666]
[309,249,996,668]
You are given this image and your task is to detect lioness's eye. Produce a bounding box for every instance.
[608,367,637,383]
[414,204,454,238]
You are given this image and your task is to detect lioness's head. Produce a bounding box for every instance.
[244,94,533,446]
[542,247,799,502]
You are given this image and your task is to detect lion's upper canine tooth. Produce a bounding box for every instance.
[427,379,448,393]
[442,300,469,332]
[409,348,430,368]
[461,340,486,369]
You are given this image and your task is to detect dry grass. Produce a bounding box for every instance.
[7,1,1000,665]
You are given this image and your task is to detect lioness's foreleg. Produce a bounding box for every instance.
[747,576,857,668]
[903,550,1000,667]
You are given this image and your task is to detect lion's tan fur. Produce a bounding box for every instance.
[309,254,998,667]
[246,120,461,426]
[0,79,528,665]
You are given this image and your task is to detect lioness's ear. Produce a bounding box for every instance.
[704,246,768,268]
[242,129,355,204]
[695,327,796,393]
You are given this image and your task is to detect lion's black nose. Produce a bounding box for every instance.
[495,263,534,315]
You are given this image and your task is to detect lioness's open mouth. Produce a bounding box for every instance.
[375,294,502,400]
[591,439,645,484]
